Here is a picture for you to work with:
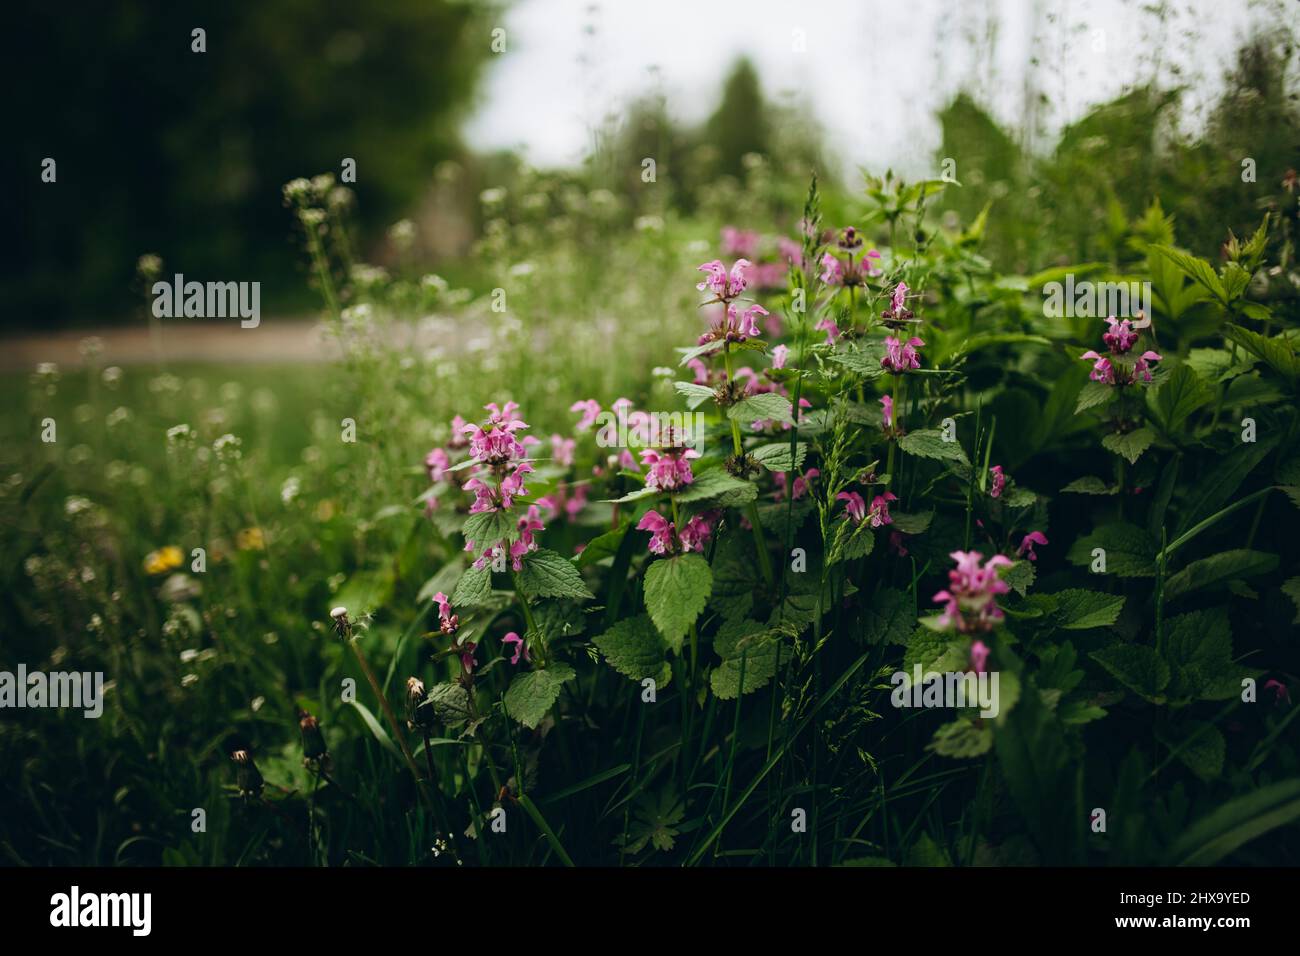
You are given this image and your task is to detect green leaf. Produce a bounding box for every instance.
[1166,779,1300,865]
[575,523,630,568]
[1152,364,1213,430]
[463,509,516,548]
[1091,644,1169,701]
[1151,245,1226,302]
[750,441,807,472]
[1160,721,1225,781]
[898,428,969,465]
[345,700,403,761]
[928,717,993,759]
[674,381,717,409]
[643,553,713,652]
[592,615,666,681]
[1222,324,1300,385]
[1164,549,1278,602]
[1178,436,1278,534]
[829,518,874,564]
[1002,559,1035,596]
[828,344,886,378]
[1049,589,1126,630]
[1061,476,1117,495]
[503,663,576,729]
[889,509,933,534]
[860,587,914,645]
[1075,381,1115,414]
[451,564,493,607]
[676,469,757,507]
[419,682,472,727]
[727,392,793,426]
[519,548,594,600]
[1067,522,1157,577]
[1102,427,1154,465]
[710,619,779,699]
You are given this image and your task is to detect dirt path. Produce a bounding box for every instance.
[0,319,342,371]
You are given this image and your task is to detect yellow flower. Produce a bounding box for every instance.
[236,527,265,551]
[144,546,183,576]
[315,499,336,521]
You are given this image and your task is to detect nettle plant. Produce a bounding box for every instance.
[316,175,1298,865]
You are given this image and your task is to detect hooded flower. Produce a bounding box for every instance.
[989,465,1006,499]
[866,492,898,528]
[969,640,990,675]
[696,258,752,301]
[432,591,459,636]
[570,399,602,431]
[640,446,699,492]
[931,550,1014,633]
[881,335,924,373]
[880,394,893,431]
[501,631,530,665]
[1017,530,1048,562]
[836,491,867,525]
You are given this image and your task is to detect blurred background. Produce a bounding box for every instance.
[7,0,1300,339]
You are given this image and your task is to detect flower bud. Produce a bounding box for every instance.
[231,749,264,799]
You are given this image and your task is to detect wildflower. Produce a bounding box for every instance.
[640,446,698,493]
[637,509,715,555]
[880,395,893,431]
[236,527,265,551]
[773,467,819,502]
[699,302,769,347]
[815,315,841,344]
[231,749,264,799]
[1017,530,1048,562]
[463,402,530,464]
[696,258,752,301]
[881,335,924,373]
[678,511,718,553]
[432,592,459,636]
[931,550,1014,633]
[638,509,676,555]
[1101,317,1140,354]
[551,434,576,468]
[406,677,435,730]
[891,281,909,313]
[143,546,183,576]
[889,531,909,556]
[570,399,602,431]
[772,344,790,370]
[502,631,530,665]
[989,465,1006,499]
[459,640,478,674]
[509,505,545,569]
[866,492,898,528]
[721,226,761,258]
[1264,679,1291,706]
[425,447,451,483]
[298,710,329,762]
[836,491,867,525]
[1081,315,1161,384]
[969,640,990,675]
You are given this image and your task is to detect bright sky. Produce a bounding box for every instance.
[465,0,1286,175]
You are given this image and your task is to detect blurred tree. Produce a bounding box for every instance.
[706,58,771,181]
[8,0,497,327]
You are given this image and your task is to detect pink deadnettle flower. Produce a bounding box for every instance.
[890,281,909,314]
[699,303,768,346]
[447,415,470,450]
[773,467,819,502]
[932,550,1014,633]
[969,640,990,675]
[866,492,898,528]
[638,509,675,555]
[771,344,790,370]
[1264,679,1291,706]
[880,395,893,431]
[815,315,841,345]
[721,226,762,259]
[640,447,699,493]
[637,509,716,556]
[463,402,530,464]
[432,591,458,636]
[570,399,601,431]
[459,640,478,674]
[1102,316,1140,354]
[836,491,867,524]
[425,447,451,483]
[1017,530,1048,562]
[881,335,924,373]
[501,631,530,665]
[696,258,751,301]
[989,465,1006,499]
[551,434,576,468]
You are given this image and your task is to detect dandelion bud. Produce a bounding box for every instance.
[406,677,434,730]
[298,711,328,761]
[231,749,264,799]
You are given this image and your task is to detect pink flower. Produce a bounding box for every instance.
[687,358,712,385]
[773,467,819,502]
[721,226,761,258]
[836,490,867,524]
[932,550,1014,633]
[640,447,698,492]
[1102,316,1139,354]
[696,258,751,301]
[432,591,458,636]
[509,504,545,570]
[866,492,898,528]
[570,399,601,430]
[679,511,719,553]
[969,640,990,675]
[777,236,803,263]
[1264,679,1291,706]
[889,531,909,556]
[425,447,451,483]
[1080,350,1115,384]
[890,281,909,314]
[499,462,534,509]
[447,415,470,450]
[989,465,1005,499]
[815,315,840,345]
[501,631,530,665]
[880,394,893,431]
[771,344,790,370]
[564,482,589,520]
[1017,530,1048,562]
[551,434,576,468]
[819,252,845,286]
[459,641,478,674]
[637,509,676,555]
[1133,350,1162,383]
[881,335,924,373]
[463,405,531,464]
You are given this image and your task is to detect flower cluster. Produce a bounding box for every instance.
[637,509,719,556]
[931,551,1013,633]
[881,334,924,373]
[819,228,882,288]
[1080,315,1161,385]
[697,302,769,348]
[696,258,751,302]
[837,490,897,528]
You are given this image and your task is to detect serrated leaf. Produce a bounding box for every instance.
[1074,380,1115,413]
[728,392,793,427]
[1091,644,1169,701]
[1061,476,1117,495]
[1152,364,1213,430]
[750,441,807,472]
[519,548,594,600]
[643,553,713,652]
[1002,559,1035,596]
[675,469,757,507]
[503,663,576,729]
[710,622,779,699]
[674,381,717,409]
[1049,589,1125,630]
[860,587,914,645]
[928,717,993,758]
[898,428,969,465]
[1102,427,1154,465]
[463,509,516,548]
[1152,245,1226,302]
[1222,324,1300,385]
[829,518,874,564]
[419,682,472,727]
[451,565,493,607]
[1067,522,1157,577]
[889,509,933,534]
[593,615,666,681]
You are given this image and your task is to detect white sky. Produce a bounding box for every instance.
[465,0,1289,175]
